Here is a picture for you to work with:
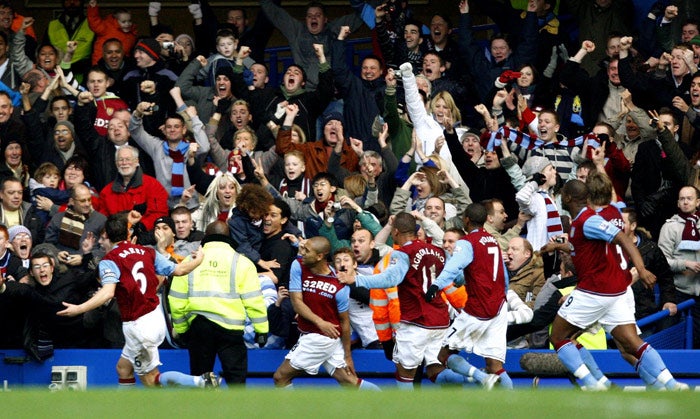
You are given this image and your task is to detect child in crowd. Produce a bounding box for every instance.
[29,162,69,225]
[200,29,253,86]
[278,150,310,202]
[87,0,138,65]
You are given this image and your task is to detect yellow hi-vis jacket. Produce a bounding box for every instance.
[169,241,269,335]
[47,19,95,64]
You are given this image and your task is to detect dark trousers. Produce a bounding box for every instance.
[186,315,247,385]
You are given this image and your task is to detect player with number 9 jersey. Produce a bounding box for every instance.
[100,241,175,321]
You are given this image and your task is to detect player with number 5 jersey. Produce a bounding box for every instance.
[545,175,687,391]
[569,203,631,296]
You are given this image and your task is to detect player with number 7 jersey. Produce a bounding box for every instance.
[429,203,511,389]
[433,228,507,320]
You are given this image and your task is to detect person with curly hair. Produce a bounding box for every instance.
[228,184,276,272]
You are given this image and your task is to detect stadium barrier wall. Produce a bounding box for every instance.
[2,348,700,388]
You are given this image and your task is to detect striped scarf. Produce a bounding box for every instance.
[539,190,563,239]
[678,211,700,251]
[165,141,189,197]
[0,249,9,281]
[484,127,600,151]
[279,176,311,199]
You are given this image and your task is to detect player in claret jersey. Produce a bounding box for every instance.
[339,212,468,389]
[545,177,687,391]
[57,212,221,388]
[428,203,512,390]
[273,236,379,390]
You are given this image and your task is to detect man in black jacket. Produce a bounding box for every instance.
[622,208,677,334]
[231,45,333,150]
[121,38,178,137]
[333,26,386,152]
[261,199,300,349]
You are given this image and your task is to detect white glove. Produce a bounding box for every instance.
[188,4,203,20]
[557,44,569,61]
[542,46,558,79]
[148,2,161,17]
[399,62,413,78]
[274,102,286,119]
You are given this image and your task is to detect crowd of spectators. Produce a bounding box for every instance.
[0,0,699,360]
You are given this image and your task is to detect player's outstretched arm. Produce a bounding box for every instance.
[172,247,205,276]
[57,283,117,317]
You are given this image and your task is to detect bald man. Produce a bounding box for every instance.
[273,236,378,390]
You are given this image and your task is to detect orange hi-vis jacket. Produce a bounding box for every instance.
[369,250,467,342]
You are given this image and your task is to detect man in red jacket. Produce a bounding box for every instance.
[98,145,168,230]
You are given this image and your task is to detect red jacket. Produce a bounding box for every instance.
[87,4,138,65]
[98,169,168,230]
[275,129,359,179]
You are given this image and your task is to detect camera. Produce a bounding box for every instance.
[162,41,182,59]
[332,202,342,210]
[554,237,566,244]
[382,0,400,14]
[146,105,160,112]
[596,133,610,145]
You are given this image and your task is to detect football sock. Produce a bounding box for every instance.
[118,377,136,389]
[446,354,487,383]
[434,368,467,385]
[395,371,414,390]
[158,371,199,387]
[636,343,677,390]
[495,369,513,390]
[636,363,665,390]
[556,340,599,387]
[357,378,381,391]
[577,344,610,387]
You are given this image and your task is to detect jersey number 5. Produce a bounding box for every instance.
[614,245,628,270]
[132,261,147,294]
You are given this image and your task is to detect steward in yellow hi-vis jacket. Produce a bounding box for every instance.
[169,221,268,384]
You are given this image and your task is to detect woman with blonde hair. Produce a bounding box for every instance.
[191,171,242,231]
[397,64,469,193]
[430,91,461,129]
[343,173,378,209]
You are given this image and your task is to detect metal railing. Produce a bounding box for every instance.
[606,298,696,349]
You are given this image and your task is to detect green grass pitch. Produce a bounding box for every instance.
[2,388,700,418]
